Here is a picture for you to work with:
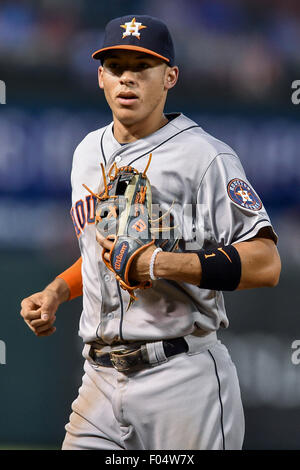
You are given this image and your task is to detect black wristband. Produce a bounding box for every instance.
[196,245,241,291]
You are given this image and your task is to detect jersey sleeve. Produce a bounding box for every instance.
[196,153,278,247]
[56,257,83,301]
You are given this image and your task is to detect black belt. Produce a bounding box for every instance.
[89,337,188,372]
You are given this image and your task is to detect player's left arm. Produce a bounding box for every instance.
[99,227,281,290]
[155,227,281,289]
[230,227,281,290]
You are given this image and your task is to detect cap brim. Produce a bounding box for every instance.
[92,45,170,63]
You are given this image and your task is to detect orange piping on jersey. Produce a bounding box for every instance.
[56,257,83,300]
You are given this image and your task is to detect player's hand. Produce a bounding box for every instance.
[97,234,156,282]
[96,232,114,262]
[20,289,60,337]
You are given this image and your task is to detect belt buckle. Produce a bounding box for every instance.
[110,346,148,372]
[110,349,132,372]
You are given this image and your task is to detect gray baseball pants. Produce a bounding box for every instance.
[62,333,244,450]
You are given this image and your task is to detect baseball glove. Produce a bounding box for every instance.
[83,154,180,306]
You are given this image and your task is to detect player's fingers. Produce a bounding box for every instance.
[30,316,56,328]
[39,294,59,322]
[24,319,39,335]
[96,235,114,262]
[34,322,56,334]
[96,231,105,243]
[21,309,42,321]
[97,237,108,249]
[21,297,40,311]
[97,235,114,250]
[20,299,41,319]
[31,320,56,332]
[24,317,56,336]
[37,327,56,337]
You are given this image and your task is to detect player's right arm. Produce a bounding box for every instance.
[20,257,83,337]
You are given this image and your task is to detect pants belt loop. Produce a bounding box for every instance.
[154,340,167,363]
[146,340,167,365]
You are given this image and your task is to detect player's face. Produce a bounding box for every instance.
[98,50,178,129]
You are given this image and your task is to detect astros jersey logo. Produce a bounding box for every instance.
[227,178,262,211]
[236,189,252,203]
[120,18,147,39]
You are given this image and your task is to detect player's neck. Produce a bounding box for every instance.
[113,113,168,144]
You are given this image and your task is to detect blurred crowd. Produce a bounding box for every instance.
[1,0,300,105]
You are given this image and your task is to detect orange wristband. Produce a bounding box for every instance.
[57,257,83,300]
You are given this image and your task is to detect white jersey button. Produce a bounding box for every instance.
[115,156,122,163]
[107,313,114,319]
[104,274,111,282]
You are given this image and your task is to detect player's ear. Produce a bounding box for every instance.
[164,66,179,90]
[98,66,104,89]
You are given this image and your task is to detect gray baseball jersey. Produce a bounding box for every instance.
[70,112,276,345]
[63,112,276,450]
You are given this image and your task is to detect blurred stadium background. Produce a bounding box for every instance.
[0,0,300,450]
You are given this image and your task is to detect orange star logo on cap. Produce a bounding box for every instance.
[120,17,147,40]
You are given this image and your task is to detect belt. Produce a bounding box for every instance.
[89,337,188,372]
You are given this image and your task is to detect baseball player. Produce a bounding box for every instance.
[20,15,281,450]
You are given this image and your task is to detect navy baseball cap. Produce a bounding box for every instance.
[92,15,175,66]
